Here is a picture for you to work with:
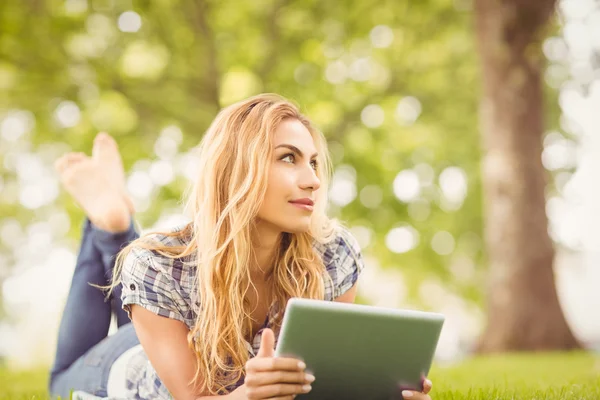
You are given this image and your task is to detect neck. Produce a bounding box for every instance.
[251,220,283,279]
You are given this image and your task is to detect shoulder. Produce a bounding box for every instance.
[313,224,365,300]
[120,225,197,325]
[120,225,197,305]
[123,224,195,276]
[313,223,363,269]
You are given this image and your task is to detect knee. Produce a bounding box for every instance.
[48,369,66,399]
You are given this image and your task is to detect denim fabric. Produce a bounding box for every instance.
[49,219,140,398]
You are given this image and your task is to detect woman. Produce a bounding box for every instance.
[49,94,433,400]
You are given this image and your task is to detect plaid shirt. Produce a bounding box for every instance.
[118,224,365,399]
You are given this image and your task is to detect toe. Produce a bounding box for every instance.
[60,154,87,180]
[57,153,85,172]
[93,132,118,160]
[66,152,87,164]
[95,132,108,143]
[54,155,69,173]
[68,152,86,158]
[94,132,116,147]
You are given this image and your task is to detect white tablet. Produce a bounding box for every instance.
[274,298,445,400]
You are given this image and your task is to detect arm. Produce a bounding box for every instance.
[132,304,310,400]
[120,248,223,400]
[131,305,226,400]
[333,282,358,304]
[329,226,365,304]
[123,249,308,400]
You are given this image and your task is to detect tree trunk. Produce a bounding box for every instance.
[474,0,581,351]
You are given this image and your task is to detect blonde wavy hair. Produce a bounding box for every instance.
[107,93,339,395]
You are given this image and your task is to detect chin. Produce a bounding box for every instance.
[282,223,311,234]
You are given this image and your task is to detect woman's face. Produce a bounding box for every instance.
[256,118,321,234]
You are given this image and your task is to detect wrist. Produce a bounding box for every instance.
[226,384,245,400]
[195,384,245,399]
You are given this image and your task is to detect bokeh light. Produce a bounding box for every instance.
[118,11,142,33]
[431,231,456,256]
[385,225,419,254]
[393,169,420,203]
[329,165,357,207]
[370,25,394,48]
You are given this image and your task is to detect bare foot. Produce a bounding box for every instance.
[55,153,131,233]
[92,132,136,215]
[92,132,126,189]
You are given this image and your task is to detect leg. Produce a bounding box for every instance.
[51,133,138,389]
[49,219,113,382]
[55,133,137,329]
[50,322,140,398]
[92,221,139,327]
[89,132,138,327]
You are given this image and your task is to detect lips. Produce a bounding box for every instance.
[289,198,314,206]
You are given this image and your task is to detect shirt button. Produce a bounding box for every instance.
[129,283,136,290]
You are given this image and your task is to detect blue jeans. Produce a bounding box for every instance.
[48,219,141,398]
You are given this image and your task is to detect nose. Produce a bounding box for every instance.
[299,164,321,192]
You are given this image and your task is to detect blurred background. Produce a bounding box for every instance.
[0,0,598,372]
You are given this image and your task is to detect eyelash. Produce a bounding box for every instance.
[281,153,319,170]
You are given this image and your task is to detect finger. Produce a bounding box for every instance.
[402,391,431,399]
[246,357,306,373]
[245,371,314,386]
[422,379,432,394]
[246,383,312,399]
[257,328,275,358]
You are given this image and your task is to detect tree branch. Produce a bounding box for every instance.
[258,0,290,80]
[187,0,221,110]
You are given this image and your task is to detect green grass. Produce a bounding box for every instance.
[428,351,600,399]
[0,367,48,399]
[1,351,599,399]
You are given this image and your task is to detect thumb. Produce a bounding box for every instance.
[257,328,275,358]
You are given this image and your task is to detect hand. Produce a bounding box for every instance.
[232,328,315,400]
[400,377,433,399]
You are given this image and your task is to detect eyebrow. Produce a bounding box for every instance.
[275,144,318,159]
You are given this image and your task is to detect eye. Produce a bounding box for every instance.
[281,153,295,163]
[280,153,318,171]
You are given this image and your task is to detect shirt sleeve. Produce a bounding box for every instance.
[120,247,187,324]
[332,226,366,299]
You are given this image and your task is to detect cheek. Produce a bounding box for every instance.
[259,172,282,215]
[265,167,294,199]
